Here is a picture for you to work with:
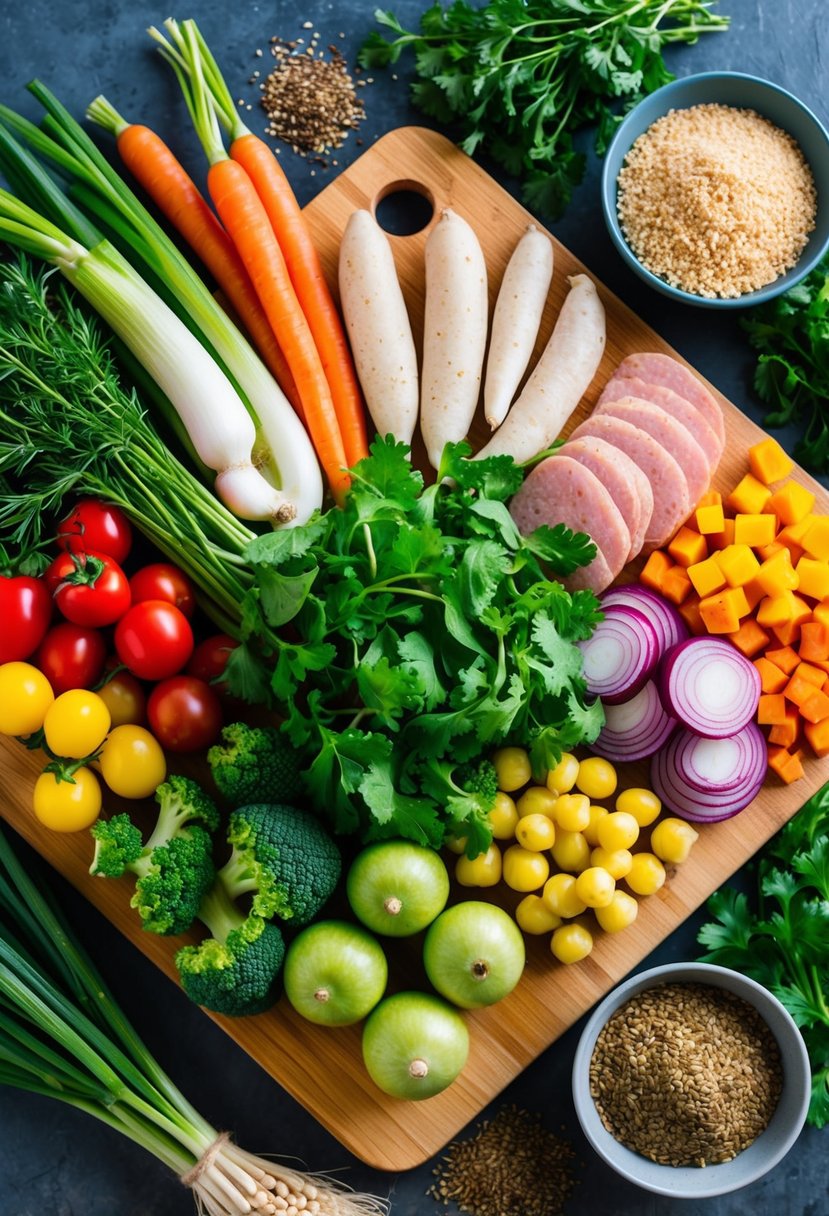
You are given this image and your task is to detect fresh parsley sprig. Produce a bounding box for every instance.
[360,0,730,218]
[698,781,829,1127]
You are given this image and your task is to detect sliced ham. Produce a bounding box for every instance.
[595,397,711,506]
[510,453,631,593]
[570,414,690,550]
[613,352,725,446]
[598,374,723,470]
[562,435,652,561]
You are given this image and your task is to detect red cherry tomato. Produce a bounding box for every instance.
[114,600,194,681]
[129,563,196,619]
[46,551,131,628]
[147,675,223,753]
[57,500,133,565]
[186,633,238,688]
[35,623,107,694]
[0,574,52,663]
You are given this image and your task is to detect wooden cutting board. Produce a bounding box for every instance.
[1,127,828,1172]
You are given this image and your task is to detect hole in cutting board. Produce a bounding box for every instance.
[373,182,435,236]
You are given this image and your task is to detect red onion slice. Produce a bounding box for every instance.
[659,637,761,738]
[650,722,766,822]
[600,585,689,656]
[578,605,660,704]
[590,679,676,762]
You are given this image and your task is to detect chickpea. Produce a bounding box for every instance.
[455,844,502,888]
[551,921,593,964]
[596,810,640,852]
[515,894,562,935]
[492,746,532,793]
[595,890,639,933]
[589,845,633,880]
[516,785,559,820]
[615,786,661,827]
[553,792,591,832]
[625,852,666,896]
[546,752,580,794]
[488,791,519,840]
[503,843,550,892]
[574,866,616,909]
[515,812,556,852]
[550,829,591,873]
[576,756,617,800]
[651,817,700,864]
[583,803,609,847]
[542,872,587,919]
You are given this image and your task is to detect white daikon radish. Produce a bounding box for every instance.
[338,209,419,445]
[475,274,605,464]
[420,208,488,470]
[484,224,553,429]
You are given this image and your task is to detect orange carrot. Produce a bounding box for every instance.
[230,132,369,467]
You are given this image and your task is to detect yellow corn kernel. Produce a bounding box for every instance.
[749,437,794,485]
[551,922,593,964]
[550,829,591,874]
[502,843,549,892]
[492,746,532,792]
[575,756,618,801]
[553,792,591,832]
[545,752,580,794]
[802,516,829,562]
[582,803,609,847]
[596,811,640,852]
[625,852,667,895]
[589,846,633,880]
[515,812,556,852]
[615,787,661,827]
[727,473,772,516]
[695,502,726,535]
[795,557,829,602]
[768,481,816,526]
[714,543,761,588]
[488,791,520,840]
[755,549,799,597]
[574,866,616,909]
[515,894,561,936]
[687,555,727,598]
[733,513,777,549]
[515,785,559,820]
[542,872,587,919]
[595,890,639,933]
[455,844,502,888]
[650,818,700,864]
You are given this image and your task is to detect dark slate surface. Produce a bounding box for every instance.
[0,1,828,1213]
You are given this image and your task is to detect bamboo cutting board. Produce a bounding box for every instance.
[1,127,828,1172]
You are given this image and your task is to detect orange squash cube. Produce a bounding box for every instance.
[768,481,815,527]
[795,557,829,601]
[755,549,799,598]
[640,550,672,593]
[764,645,801,675]
[660,565,693,605]
[727,474,772,516]
[696,503,726,535]
[734,513,777,549]
[687,555,727,598]
[753,657,789,694]
[768,704,800,748]
[803,717,829,757]
[726,617,770,658]
[715,544,761,588]
[668,526,708,568]
[748,437,794,485]
[799,621,829,663]
[802,516,829,562]
[757,693,788,725]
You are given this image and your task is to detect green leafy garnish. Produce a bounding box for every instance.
[741,255,829,472]
[698,781,829,1127]
[359,0,730,218]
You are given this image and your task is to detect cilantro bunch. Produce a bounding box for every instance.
[225,440,604,854]
[742,255,829,472]
[698,782,829,1126]
[359,0,730,218]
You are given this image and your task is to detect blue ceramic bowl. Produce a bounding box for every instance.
[601,72,829,308]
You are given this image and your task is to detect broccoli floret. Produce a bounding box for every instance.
[175,880,285,1017]
[419,757,498,859]
[217,803,341,926]
[89,776,220,935]
[207,722,305,806]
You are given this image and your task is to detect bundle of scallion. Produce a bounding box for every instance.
[0,820,387,1216]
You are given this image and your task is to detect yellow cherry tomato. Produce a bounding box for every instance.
[503,843,550,892]
[546,752,579,794]
[625,852,667,896]
[515,812,556,852]
[33,766,102,832]
[583,803,609,847]
[488,791,519,839]
[595,890,639,933]
[542,872,587,919]
[96,670,147,728]
[596,811,640,852]
[553,792,591,833]
[0,662,54,736]
[43,690,111,760]
[516,785,558,820]
[515,894,561,935]
[551,921,593,964]
[650,817,700,864]
[455,844,502,888]
[576,756,617,801]
[615,787,662,827]
[550,829,591,873]
[98,725,166,799]
[445,835,468,855]
[492,746,532,792]
[574,866,616,909]
[590,846,633,880]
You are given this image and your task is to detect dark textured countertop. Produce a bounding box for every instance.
[0,1,827,1213]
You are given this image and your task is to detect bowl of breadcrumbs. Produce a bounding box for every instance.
[601,72,829,307]
[572,962,811,1197]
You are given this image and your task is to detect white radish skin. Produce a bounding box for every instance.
[420,208,488,469]
[338,209,419,445]
[484,224,553,429]
[475,273,606,463]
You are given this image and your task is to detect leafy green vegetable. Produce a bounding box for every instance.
[698,781,829,1127]
[360,0,730,217]
[227,437,604,851]
[742,255,829,471]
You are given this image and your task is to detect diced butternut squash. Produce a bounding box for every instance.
[668,526,708,568]
[812,602,829,630]
[802,515,829,562]
[748,437,794,485]
[764,645,801,675]
[727,617,770,658]
[742,577,766,613]
[687,555,727,598]
[707,518,736,552]
[696,503,726,535]
[783,670,823,707]
[727,474,772,515]
[754,656,789,693]
[660,565,692,605]
[799,621,829,663]
[772,620,803,647]
[768,481,815,526]
[800,688,829,724]
[755,549,799,598]
[715,544,761,588]
[767,745,805,784]
[696,489,723,509]
[678,594,705,635]
[757,541,786,561]
[793,661,825,688]
[640,549,672,593]
[734,513,777,549]
[756,590,809,630]
[757,693,788,725]
[768,704,800,748]
[795,557,829,601]
[803,717,829,757]
[698,589,742,634]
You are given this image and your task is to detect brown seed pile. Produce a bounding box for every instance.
[616,103,816,299]
[428,1105,579,1216]
[255,31,367,160]
[589,982,783,1168]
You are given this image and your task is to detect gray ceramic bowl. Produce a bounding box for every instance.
[601,72,829,308]
[572,962,811,1198]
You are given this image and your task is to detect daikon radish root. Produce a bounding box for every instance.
[420,208,488,469]
[475,274,605,464]
[484,223,553,429]
[338,209,419,445]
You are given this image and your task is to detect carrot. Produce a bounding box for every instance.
[86,97,303,419]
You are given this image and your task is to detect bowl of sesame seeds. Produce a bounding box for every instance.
[572,961,811,1197]
[600,72,829,307]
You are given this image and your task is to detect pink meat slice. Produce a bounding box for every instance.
[510,453,631,593]
[595,397,711,506]
[562,435,652,561]
[598,374,723,470]
[569,414,690,550]
[614,352,725,446]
